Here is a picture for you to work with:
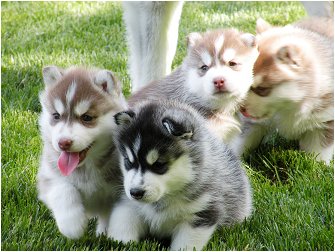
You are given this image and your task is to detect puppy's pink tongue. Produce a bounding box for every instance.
[57,151,80,176]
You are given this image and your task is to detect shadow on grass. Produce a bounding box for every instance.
[243,133,318,185]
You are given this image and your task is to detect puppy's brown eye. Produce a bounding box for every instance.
[229,61,237,67]
[200,65,209,72]
[81,114,93,122]
[151,161,168,175]
[53,113,60,120]
[250,86,271,97]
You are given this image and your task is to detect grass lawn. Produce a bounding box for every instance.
[1,1,333,250]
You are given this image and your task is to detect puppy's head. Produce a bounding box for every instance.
[114,102,201,203]
[184,29,259,112]
[39,66,126,176]
[242,19,316,119]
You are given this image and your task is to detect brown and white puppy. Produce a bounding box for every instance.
[37,66,127,238]
[129,29,259,142]
[238,17,334,163]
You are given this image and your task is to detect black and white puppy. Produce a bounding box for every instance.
[108,100,252,250]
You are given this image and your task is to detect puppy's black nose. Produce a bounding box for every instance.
[130,188,145,200]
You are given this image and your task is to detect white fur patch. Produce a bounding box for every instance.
[47,182,88,238]
[131,170,143,188]
[273,81,306,102]
[133,135,141,155]
[108,200,145,243]
[124,169,144,201]
[74,100,91,116]
[54,99,65,115]
[146,149,159,165]
[170,154,191,170]
[214,35,224,56]
[171,223,216,250]
[222,48,236,63]
[125,147,135,163]
[66,81,77,107]
[200,51,212,66]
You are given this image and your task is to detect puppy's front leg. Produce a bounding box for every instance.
[46,182,88,239]
[208,114,241,143]
[230,122,267,157]
[108,200,147,243]
[171,223,216,251]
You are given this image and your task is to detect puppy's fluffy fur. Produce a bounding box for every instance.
[129,29,259,142]
[237,17,334,163]
[108,100,252,250]
[37,66,126,238]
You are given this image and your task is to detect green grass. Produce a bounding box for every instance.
[2,1,333,250]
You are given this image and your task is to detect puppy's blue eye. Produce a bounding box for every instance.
[53,113,60,120]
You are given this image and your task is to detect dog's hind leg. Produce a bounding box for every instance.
[122,1,184,92]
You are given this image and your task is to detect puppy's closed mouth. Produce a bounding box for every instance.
[214,89,229,95]
[57,144,93,176]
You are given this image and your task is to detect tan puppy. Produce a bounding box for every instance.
[238,17,334,164]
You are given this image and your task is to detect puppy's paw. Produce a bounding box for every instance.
[107,201,145,243]
[108,226,140,244]
[96,217,109,236]
[55,206,88,239]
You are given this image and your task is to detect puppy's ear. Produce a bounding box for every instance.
[42,66,64,86]
[94,70,122,96]
[114,111,135,126]
[276,45,301,68]
[187,32,202,48]
[162,118,193,140]
[240,33,257,48]
[256,18,272,34]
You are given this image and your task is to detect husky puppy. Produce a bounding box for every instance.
[129,29,259,142]
[37,66,127,238]
[238,17,334,163]
[108,100,252,250]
